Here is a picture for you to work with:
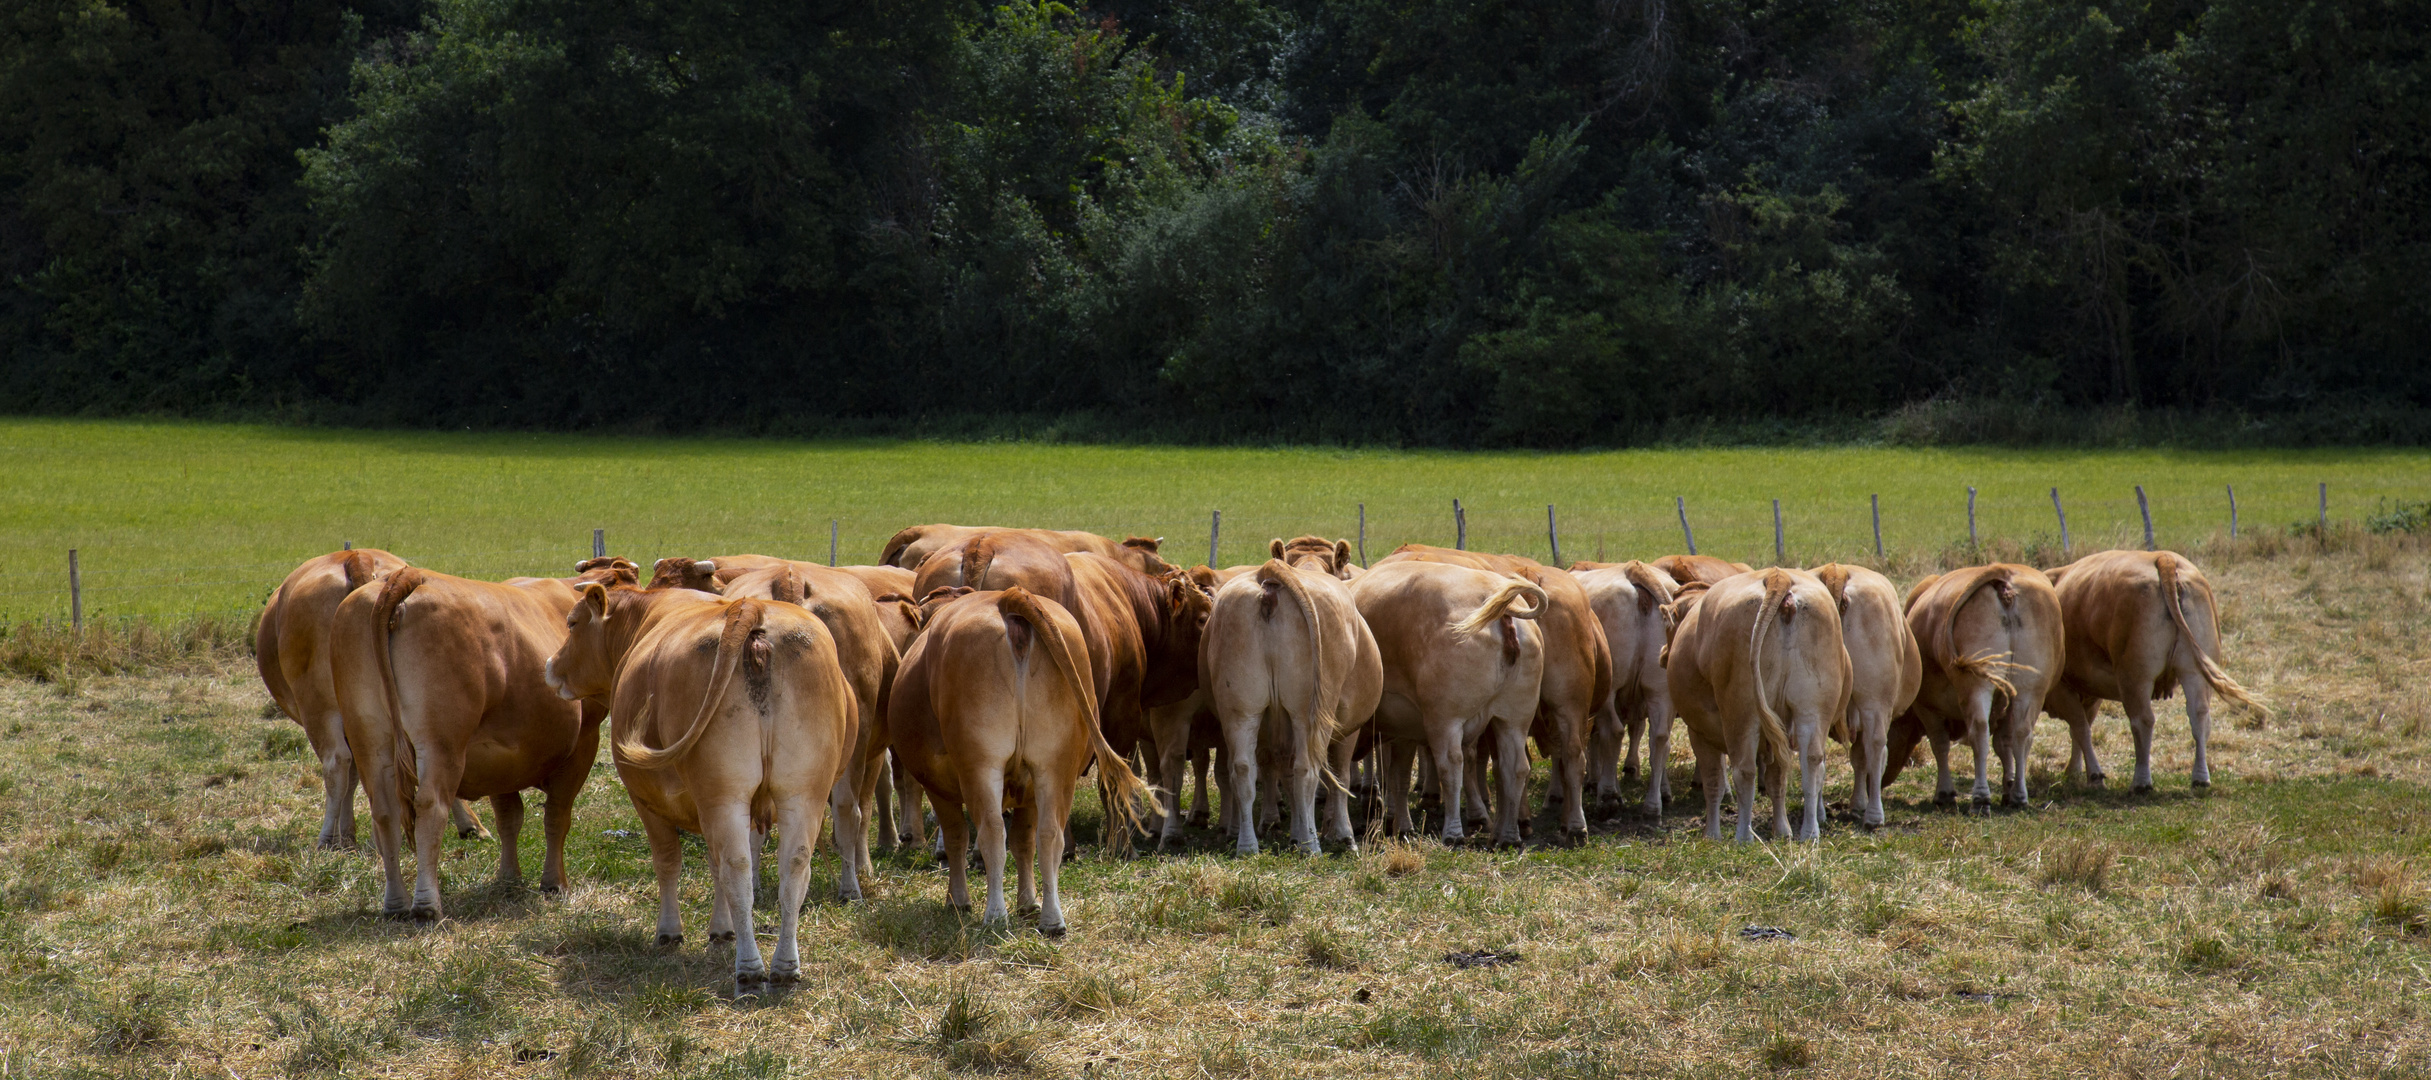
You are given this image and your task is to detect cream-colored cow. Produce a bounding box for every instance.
[1571,560,1679,814]
[1664,568,1850,842]
[1811,564,1922,828]
[2041,550,2263,791]
[1887,564,2065,809]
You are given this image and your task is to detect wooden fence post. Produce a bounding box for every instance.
[830,520,839,567]
[2227,484,2238,538]
[2318,482,2328,540]
[1967,487,1978,550]
[1453,499,1467,551]
[592,528,605,560]
[2051,488,2070,558]
[2136,486,2154,550]
[1772,500,1785,566]
[1209,510,1222,568]
[1676,497,1696,556]
[69,549,81,633]
[1547,505,1562,567]
[1871,494,1883,561]
[342,540,351,551]
[1357,503,1367,567]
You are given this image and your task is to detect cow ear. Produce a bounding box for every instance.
[1335,540,1352,568]
[1269,539,1286,560]
[575,583,608,622]
[1191,566,1219,590]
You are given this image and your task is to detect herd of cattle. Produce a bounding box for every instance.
[253,524,2263,990]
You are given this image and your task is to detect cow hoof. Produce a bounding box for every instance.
[537,883,562,897]
[1187,813,1210,828]
[1622,765,1640,780]
[769,964,801,986]
[1563,827,1588,846]
[1933,791,1959,807]
[456,825,485,841]
[2086,776,2107,790]
[1041,923,1068,939]
[708,930,736,945]
[733,977,766,1001]
[837,888,863,904]
[2191,778,2212,790]
[2132,783,2155,795]
[381,905,412,922]
[411,905,440,924]
[657,933,684,948]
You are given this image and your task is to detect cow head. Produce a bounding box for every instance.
[916,585,974,626]
[1271,536,1354,578]
[571,556,640,588]
[1123,536,1173,574]
[546,584,618,701]
[648,557,720,593]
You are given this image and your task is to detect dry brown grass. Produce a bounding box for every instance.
[0,540,2426,1078]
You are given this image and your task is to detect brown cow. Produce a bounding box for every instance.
[1571,560,1680,814]
[885,588,1152,933]
[912,532,1083,607]
[1812,564,1923,828]
[255,548,479,849]
[1652,554,1755,587]
[2041,550,2264,792]
[1886,564,2065,809]
[884,525,1173,576]
[330,569,605,920]
[545,587,853,993]
[1201,554,1384,854]
[680,557,901,897]
[1062,552,1212,846]
[1351,560,1546,844]
[1664,568,1851,842]
[1379,545,1612,841]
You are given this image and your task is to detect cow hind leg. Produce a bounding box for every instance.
[963,771,1012,924]
[768,794,822,985]
[2123,691,2160,793]
[637,805,686,946]
[449,797,490,841]
[1009,797,1040,917]
[2183,670,2216,788]
[829,772,866,903]
[935,800,973,912]
[1323,734,1360,850]
[1189,747,1213,827]
[489,791,525,887]
[892,754,928,849]
[311,718,358,850]
[873,756,897,853]
[2001,695,2036,806]
[406,753,469,921]
[1222,713,1263,856]
[2046,689,2103,789]
[1492,721,1530,847]
[700,804,763,994]
[1383,740,1417,837]
[1645,691,1676,816]
[1036,776,1073,937]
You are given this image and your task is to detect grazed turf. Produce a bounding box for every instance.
[3,418,2425,619]
[1,539,2426,1078]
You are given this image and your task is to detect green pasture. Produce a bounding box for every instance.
[4,418,2426,620]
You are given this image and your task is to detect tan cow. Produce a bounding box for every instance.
[1062,552,1212,848]
[1379,545,1611,841]
[259,549,435,848]
[1652,554,1755,586]
[2041,550,2263,792]
[1664,568,1851,842]
[1270,536,1357,580]
[886,588,1152,933]
[545,587,853,993]
[884,525,1173,576]
[1350,560,1546,844]
[675,557,901,897]
[1887,564,2065,809]
[1201,553,1384,854]
[912,532,1083,608]
[1570,560,1680,814]
[1811,564,1922,828]
[330,569,606,920]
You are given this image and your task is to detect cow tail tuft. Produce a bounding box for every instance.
[2157,554,2265,721]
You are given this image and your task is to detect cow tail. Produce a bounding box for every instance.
[1259,560,1341,790]
[617,600,762,770]
[1621,561,1669,616]
[2157,554,2265,720]
[1448,578,1548,635]
[1938,566,2023,699]
[1748,569,1796,775]
[371,569,425,823]
[999,588,1152,839]
[961,536,997,590]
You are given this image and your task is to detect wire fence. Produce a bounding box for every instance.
[9,481,2425,626]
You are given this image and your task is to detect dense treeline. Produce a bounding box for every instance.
[4,0,2426,444]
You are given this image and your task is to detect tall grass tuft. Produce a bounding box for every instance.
[0,614,254,681]
[2038,842,2115,894]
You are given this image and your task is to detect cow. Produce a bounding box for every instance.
[1884,564,2065,810]
[912,532,1083,608]
[885,588,1152,934]
[1570,560,1680,814]
[1378,545,1611,842]
[669,557,901,897]
[2040,550,2264,792]
[330,569,606,920]
[1652,554,1755,587]
[544,587,853,994]
[259,549,447,848]
[1811,564,1923,828]
[883,525,1173,576]
[648,557,722,593]
[1200,551,1384,855]
[1664,568,1851,842]
[1350,560,1546,845]
[1061,552,1212,847]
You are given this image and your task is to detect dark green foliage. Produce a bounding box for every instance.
[4,0,2425,442]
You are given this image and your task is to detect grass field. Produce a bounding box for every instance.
[3,418,2427,620]
[0,418,2426,1077]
